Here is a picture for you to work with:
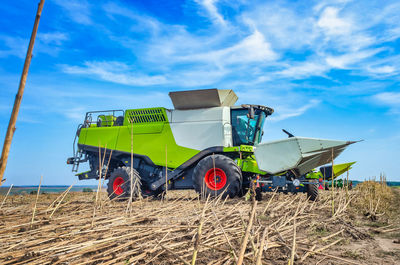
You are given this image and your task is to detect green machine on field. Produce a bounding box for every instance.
[67,89,356,201]
[307,162,356,190]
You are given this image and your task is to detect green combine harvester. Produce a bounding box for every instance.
[67,89,356,200]
[311,162,356,190]
[307,162,355,180]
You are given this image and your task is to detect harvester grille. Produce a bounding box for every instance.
[125,108,166,124]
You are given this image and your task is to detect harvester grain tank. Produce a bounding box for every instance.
[67,88,356,201]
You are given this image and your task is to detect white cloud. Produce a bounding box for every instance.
[27,83,174,122]
[277,61,329,79]
[325,49,382,69]
[62,61,167,86]
[35,32,69,57]
[102,2,160,34]
[374,92,400,105]
[242,4,317,50]
[61,61,231,88]
[373,92,400,115]
[57,0,400,93]
[313,0,352,13]
[18,117,42,124]
[316,6,376,53]
[367,65,396,74]
[38,32,68,45]
[175,68,228,87]
[0,35,28,59]
[269,99,321,122]
[52,0,92,25]
[196,0,227,26]
[178,30,277,67]
[0,32,68,59]
[237,2,389,80]
[141,26,209,65]
[235,88,322,123]
[63,106,88,122]
[317,7,352,36]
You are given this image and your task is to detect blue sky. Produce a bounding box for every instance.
[0,0,399,185]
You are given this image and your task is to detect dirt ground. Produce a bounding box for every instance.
[0,187,399,264]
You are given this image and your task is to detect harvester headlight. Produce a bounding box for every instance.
[293,179,300,187]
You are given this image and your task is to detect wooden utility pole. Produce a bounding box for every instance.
[0,0,45,186]
[331,148,335,216]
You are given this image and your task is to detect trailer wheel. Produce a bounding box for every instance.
[107,167,141,200]
[192,155,242,198]
[306,179,319,201]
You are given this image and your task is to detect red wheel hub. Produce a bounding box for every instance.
[113,177,124,195]
[204,168,227,191]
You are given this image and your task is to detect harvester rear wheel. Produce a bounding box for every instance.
[107,167,142,200]
[307,179,319,201]
[192,155,242,198]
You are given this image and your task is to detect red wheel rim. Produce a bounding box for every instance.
[204,168,227,191]
[113,177,124,195]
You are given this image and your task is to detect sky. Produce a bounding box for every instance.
[0,0,399,186]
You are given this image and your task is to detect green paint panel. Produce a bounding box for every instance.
[240,145,254,152]
[78,128,88,144]
[306,171,322,179]
[223,146,240,152]
[223,145,254,153]
[78,108,200,169]
[236,156,266,174]
[79,127,120,150]
[129,123,164,134]
[114,124,199,168]
[98,115,116,126]
[332,162,356,178]
[306,162,356,179]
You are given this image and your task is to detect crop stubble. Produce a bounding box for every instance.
[0,186,398,265]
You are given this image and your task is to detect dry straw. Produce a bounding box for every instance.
[49,183,74,219]
[0,185,393,264]
[30,175,42,228]
[0,184,13,209]
[354,175,394,219]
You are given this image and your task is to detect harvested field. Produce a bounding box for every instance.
[0,187,399,264]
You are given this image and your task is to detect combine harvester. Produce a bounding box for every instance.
[67,89,357,200]
[312,162,356,189]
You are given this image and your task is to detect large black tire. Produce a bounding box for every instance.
[306,179,319,201]
[107,167,141,200]
[192,155,242,198]
[237,187,248,197]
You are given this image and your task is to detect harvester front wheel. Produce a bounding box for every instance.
[306,179,319,201]
[192,155,242,198]
[107,167,141,200]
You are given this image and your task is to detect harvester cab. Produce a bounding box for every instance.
[67,88,356,201]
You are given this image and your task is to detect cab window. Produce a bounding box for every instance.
[231,109,265,146]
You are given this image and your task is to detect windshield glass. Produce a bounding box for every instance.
[231,108,266,146]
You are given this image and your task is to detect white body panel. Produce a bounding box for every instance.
[254,137,353,175]
[169,107,232,150]
[169,89,238,110]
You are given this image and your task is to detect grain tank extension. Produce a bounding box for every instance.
[67,89,356,200]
